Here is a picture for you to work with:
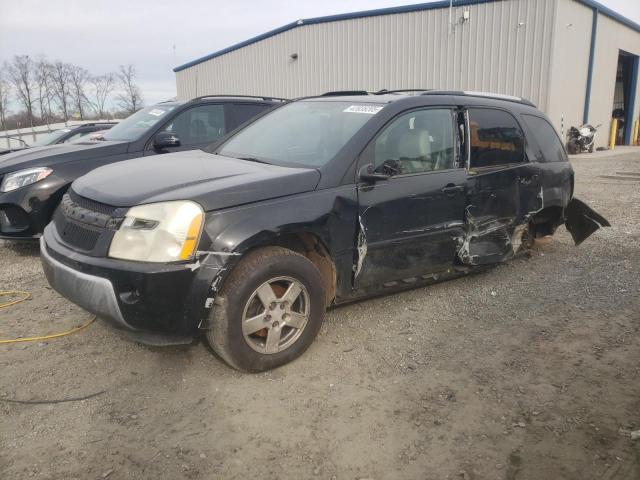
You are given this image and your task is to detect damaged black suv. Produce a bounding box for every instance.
[41,90,609,371]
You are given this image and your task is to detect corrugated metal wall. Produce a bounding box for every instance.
[548,0,640,148]
[175,0,556,107]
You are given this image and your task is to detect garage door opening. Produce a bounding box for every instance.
[612,50,639,146]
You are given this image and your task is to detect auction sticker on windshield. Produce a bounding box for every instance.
[343,105,384,114]
[148,109,167,117]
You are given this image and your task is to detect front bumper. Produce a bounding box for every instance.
[40,225,224,335]
[40,236,133,329]
[0,174,68,239]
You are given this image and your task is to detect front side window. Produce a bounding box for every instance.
[159,104,226,147]
[373,108,455,175]
[33,129,70,146]
[103,104,178,142]
[216,101,379,167]
[468,108,525,168]
[522,114,566,162]
[63,131,92,143]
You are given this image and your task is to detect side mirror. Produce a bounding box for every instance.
[359,163,390,183]
[154,131,181,149]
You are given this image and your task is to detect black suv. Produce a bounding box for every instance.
[41,91,608,371]
[0,96,285,239]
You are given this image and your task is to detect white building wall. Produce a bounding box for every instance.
[588,12,640,148]
[176,0,556,108]
[546,0,593,139]
[548,0,640,148]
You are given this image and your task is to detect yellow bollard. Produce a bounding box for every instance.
[633,119,639,146]
[609,118,617,150]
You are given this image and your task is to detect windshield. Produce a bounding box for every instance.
[33,129,70,146]
[216,101,383,167]
[103,105,178,141]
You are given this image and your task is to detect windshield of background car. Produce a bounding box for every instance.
[33,129,70,146]
[102,105,177,141]
[216,101,383,167]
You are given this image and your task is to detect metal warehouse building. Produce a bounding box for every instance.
[174,0,640,149]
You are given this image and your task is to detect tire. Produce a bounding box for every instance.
[567,139,579,155]
[206,246,326,371]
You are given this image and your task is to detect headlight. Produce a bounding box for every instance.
[109,201,204,262]
[1,167,53,192]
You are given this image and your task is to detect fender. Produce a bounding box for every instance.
[189,186,358,327]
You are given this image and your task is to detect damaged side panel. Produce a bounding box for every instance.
[564,197,611,245]
[194,186,359,327]
[457,166,531,266]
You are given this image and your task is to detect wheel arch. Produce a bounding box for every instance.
[229,231,337,307]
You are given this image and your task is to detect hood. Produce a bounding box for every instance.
[72,150,321,211]
[0,141,129,174]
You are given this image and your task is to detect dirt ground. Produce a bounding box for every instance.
[1,151,639,480]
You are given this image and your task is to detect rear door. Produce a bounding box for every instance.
[461,107,542,265]
[355,107,467,288]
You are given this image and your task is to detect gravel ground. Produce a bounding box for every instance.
[1,151,639,480]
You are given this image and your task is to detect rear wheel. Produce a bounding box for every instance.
[206,246,326,371]
[567,139,580,155]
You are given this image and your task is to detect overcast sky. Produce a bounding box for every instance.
[1,0,639,106]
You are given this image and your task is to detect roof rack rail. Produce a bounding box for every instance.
[420,90,536,107]
[373,89,432,95]
[320,90,371,97]
[190,94,289,102]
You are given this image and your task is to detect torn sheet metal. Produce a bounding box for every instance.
[564,197,611,245]
[456,202,517,266]
[353,216,367,278]
[457,186,545,266]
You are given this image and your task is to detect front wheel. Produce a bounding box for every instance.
[206,246,326,371]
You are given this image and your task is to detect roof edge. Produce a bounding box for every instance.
[174,0,640,73]
[173,0,494,72]
[578,0,640,32]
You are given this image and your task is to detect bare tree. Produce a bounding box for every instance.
[116,64,143,114]
[0,72,11,131]
[35,58,54,124]
[50,61,72,121]
[68,65,90,120]
[88,74,115,118]
[6,55,36,126]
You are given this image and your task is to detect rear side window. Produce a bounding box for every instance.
[522,114,567,162]
[232,103,271,127]
[468,108,525,168]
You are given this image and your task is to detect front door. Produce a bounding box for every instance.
[145,103,227,156]
[355,107,466,289]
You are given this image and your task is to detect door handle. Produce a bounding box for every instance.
[441,185,464,196]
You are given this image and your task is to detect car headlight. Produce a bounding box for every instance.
[1,167,53,192]
[109,201,204,262]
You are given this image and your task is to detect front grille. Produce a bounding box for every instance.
[54,191,123,254]
[54,208,101,251]
[67,189,118,216]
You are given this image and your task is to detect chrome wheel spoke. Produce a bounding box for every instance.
[255,283,277,308]
[285,311,307,329]
[264,326,282,354]
[242,276,310,355]
[243,312,268,335]
[281,282,302,304]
